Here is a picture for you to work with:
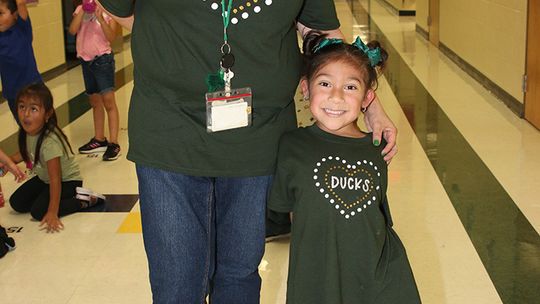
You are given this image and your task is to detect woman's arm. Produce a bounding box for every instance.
[95,7,118,43]
[39,157,64,233]
[363,97,397,163]
[297,22,344,40]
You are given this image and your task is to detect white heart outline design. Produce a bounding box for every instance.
[313,156,381,220]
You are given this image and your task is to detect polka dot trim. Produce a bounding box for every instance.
[205,0,272,25]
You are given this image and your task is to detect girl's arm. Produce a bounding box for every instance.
[39,157,64,233]
[0,149,12,165]
[68,8,84,35]
[95,7,118,43]
[10,152,23,164]
[0,150,25,182]
[16,0,29,21]
[96,1,134,31]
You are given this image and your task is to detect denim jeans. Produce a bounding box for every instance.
[80,53,115,95]
[136,165,271,304]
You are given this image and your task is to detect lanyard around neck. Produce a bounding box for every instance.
[221,0,233,44]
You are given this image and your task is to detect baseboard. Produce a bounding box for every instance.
[381,0,416,16]
[416,24,428,40]
[43,63,69,82]
[439,42,524,117]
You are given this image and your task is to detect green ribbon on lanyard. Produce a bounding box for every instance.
[222,0,233,43]
[206,0,233,92]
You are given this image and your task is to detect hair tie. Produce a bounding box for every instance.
[352,37,382,67]
[313,38,343,53]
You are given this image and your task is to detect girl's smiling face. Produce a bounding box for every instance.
[303,60,373,138]
[17,96,51,136]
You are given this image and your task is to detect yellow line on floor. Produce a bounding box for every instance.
[117,211,142,233]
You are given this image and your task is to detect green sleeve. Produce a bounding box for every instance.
[268,163,295,213]
[40,135,64,163]
[297,0,340,31]
[99,0,134,17]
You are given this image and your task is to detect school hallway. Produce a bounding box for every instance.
[0,0,539,303]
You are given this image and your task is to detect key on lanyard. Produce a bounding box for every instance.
[221,43,235,91]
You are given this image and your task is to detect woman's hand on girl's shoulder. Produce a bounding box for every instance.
[39,212,64,233]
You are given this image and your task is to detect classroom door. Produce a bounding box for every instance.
[428,0,440,47]
[524,0,540,129]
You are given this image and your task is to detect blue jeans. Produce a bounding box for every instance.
[136,165,271,304]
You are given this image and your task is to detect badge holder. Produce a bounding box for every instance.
[205,0,253,133]
[206,87,252,133]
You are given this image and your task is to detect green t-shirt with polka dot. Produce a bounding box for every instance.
[99,0,340,176]
[268,125,420,304]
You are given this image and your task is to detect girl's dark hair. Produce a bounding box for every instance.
[16,83,74,165]
[302,30,388,91]
[0,0,17,13]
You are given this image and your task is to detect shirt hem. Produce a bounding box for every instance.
[267,204,293,213]
[127,153,274,178]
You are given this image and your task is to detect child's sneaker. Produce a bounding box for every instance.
[76,193,106,209]
[76,187,106,200]
[78,137,108,154]
[102,143,121,161]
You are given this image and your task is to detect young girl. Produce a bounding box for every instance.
[9,83,103,233]
[268,31,421,304]
[68,0,121,161]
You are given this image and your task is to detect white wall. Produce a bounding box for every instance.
[439,0,527,102]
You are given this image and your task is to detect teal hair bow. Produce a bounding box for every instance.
[313,38,343,53]
[313,37,382,67]
[353,36,382,67]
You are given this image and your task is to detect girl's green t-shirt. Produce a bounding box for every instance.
[268,125,420,304]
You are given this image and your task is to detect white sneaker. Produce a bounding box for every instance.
[76,193,105,209]
[76,187,106,200]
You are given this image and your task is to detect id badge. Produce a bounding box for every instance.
[206,87,252,133]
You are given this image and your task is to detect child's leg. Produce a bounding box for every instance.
[88,93,107,141]
[92,53,121,161]
[102,91,119,144]
[9,176,47,213]
[29,180,83,220]
[92,53,118,144]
